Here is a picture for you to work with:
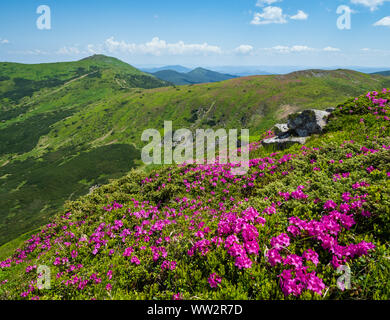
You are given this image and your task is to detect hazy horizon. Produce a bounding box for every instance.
[1,53,389,75]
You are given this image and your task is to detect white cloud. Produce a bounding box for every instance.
[13,49,48,55]
[256,0,282,7]
[262,45,339,54]
[360,48,390,54]
[251,6,308,25]
[374,16,390,27]
[251,6,287,25]
[289,45,314,52]
[323,46,341,52]
[0,38,9,44]
[57,46,81,55]
[99,37,222,56]
[234,45,254,54]
[290,10,308,20]
[268,45,291,53]
[263,45,314,53]
[351,0,390,11]
[87,44,103,54]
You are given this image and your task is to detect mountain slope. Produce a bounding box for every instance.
[0,89,389,300]
[1,59,390,245]
[152,67,237,85]
[187,67,237,82]
[0,55,170,244]
[152,70,194,85]
[0,54,169,109]
[372,70,390,77]
[141,65,192,74]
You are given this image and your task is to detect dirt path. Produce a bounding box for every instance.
[22,71,98,107]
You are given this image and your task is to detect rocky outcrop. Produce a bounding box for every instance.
[262,136,307,150]
[262,108,333,150]
[273,123,289,137]
[287,109,330,137]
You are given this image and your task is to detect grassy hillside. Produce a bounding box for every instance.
[152,67,237,85]
[0,55,169,244]
[152,70,195,85]
[0,89,389,300]
[0,54,169,109]
[1,56,390,246]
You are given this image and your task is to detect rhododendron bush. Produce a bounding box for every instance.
[0,90,389,300]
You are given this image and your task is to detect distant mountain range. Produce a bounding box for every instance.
[150,67,237,85]
[141,65,272,77]
[206,66,273,76]
[140,65,390,77]
[372,70,390,76]
[141,65,192,74]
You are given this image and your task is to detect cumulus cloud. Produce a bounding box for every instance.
[256,0,282,6]
[87,44,103,54]
[57,46,81,55]
[360,48,390,54]
[234,45,254,54]
[11,49,48,55]
[263,45,314,53]
[262,45,340,54]
[290,10,308,20]
[251,6,308,25]
[288,45,314,52]
[251,6,287,25]
[374,16,390,27]
[323,46,341,52]
[99,37,222,56]
[351,0,390,11]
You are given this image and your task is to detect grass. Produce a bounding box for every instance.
[1,55,390,247]
[0,89,389,300]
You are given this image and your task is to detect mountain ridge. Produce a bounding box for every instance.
[372,70,390,77]
[141,65,192,74]
[151,67,237,85]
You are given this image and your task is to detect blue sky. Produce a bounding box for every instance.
[1,0,390,67]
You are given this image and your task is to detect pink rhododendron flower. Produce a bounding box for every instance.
[208,273,222,288]
[303,249,319,265]
[123,247,133,257]
[173,293,183,300]
[131,256,140,265]
[270,233,290,249]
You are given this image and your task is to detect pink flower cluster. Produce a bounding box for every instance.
[279,186,308,201]
[1,112,388,299]
[208,273,222,288]
[265,177,378,297]
[218,207,266,269]
[287,192,375,269]
[161,260,177,271]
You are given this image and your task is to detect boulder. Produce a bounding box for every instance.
[262,108,335,150]
[287,109,330,137]
[262,136,307,150]
[273,123,289,137]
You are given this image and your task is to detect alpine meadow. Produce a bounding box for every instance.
[0,0,390,304]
